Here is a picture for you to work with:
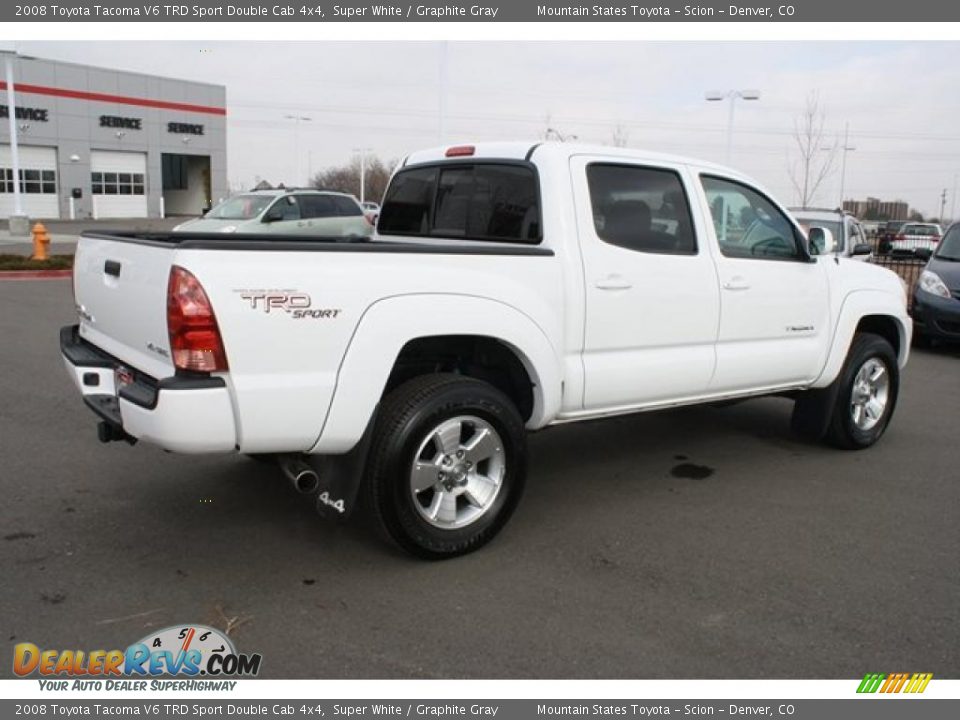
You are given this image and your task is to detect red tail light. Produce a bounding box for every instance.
[894,234,906,242]
[167,266,228,373]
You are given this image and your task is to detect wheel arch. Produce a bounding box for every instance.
[310,294,563,454]
[812,290,911,389]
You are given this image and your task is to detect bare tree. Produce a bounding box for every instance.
[789,93,837,208]
[610,124,630,147]
[310,155,395,204]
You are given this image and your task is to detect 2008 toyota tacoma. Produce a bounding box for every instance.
[61,142,911,558]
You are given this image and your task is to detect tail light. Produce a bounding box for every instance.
[894,234,906,242]
[167,265,228,372]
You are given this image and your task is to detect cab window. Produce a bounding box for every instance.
[379,163,541,243]
[701,176,802,260]
[586,164,697,254]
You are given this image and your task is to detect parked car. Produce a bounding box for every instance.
[61,142,911,558]
[912,223,960,343]
[790,207,872,261]
[888,222,943,257]
[172,189,373,238]
[878,220,909,254]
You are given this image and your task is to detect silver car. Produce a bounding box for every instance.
[790,207,873,261]
[173,189,373,237]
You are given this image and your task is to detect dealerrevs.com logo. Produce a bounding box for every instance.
[13,624,262,689]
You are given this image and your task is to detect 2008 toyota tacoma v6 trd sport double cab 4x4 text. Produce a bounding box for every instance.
[61,142,911,558]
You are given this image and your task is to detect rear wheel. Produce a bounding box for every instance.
[824,333,899,450]
[364,374,527,559]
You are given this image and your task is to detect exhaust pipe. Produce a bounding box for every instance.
[278,454,320,494]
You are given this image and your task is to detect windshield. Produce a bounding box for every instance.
[207,194,273,220]
[935,228,960,260]
[903,224,941,236]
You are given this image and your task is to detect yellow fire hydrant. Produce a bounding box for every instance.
[31,223,50,262]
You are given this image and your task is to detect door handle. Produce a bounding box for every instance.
[722,276,750,291]
[594,274,632,290]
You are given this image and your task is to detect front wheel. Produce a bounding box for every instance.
[364,374,527,559]
[824,333,900,450]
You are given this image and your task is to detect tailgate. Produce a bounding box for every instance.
[73,235,176,379]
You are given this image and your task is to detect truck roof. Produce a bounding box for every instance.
[403,141,741,176]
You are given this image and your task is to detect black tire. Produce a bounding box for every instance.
[364,374,527,559]
[824,333,899,450]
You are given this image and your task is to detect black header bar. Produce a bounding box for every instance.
[4,1,957,23]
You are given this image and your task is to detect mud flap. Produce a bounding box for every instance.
[313,406,378,522]
[790,381,842,442]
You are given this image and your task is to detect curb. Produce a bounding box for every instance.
[0,269,73,280]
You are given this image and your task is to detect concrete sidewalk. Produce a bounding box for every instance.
[0,234,80,257]
[2,216,186,256]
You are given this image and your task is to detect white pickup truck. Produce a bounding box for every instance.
[62,142,911,558]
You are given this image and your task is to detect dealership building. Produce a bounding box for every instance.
[1,52,226,220]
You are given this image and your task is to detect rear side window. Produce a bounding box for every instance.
[586,164,697,254]
[331,195,363,216]
[378,163,541,243]
[299,195,338,219]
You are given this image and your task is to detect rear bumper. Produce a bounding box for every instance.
[60,325,237,453]
[890,238,937,254]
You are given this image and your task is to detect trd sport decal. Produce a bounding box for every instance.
[237,290,341,320]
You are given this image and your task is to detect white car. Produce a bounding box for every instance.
[62,142,911,558]
[889,222,943,256]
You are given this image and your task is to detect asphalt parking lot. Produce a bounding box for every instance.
[2,277,958,679]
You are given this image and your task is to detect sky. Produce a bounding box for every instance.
[7,40,960,218]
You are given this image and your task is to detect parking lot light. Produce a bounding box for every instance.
[705,89,761,164]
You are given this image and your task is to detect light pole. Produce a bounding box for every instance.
[352,146,372,204]
[283,114,312,185]
[951,173,957,224]
[823,122,855,209]
[4,52,27,234]
[705,89,761,164]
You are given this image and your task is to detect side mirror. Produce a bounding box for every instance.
[915,247,933,261]
[852,243,873,256]
[262,207,284,223]
[806,226,835,256]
